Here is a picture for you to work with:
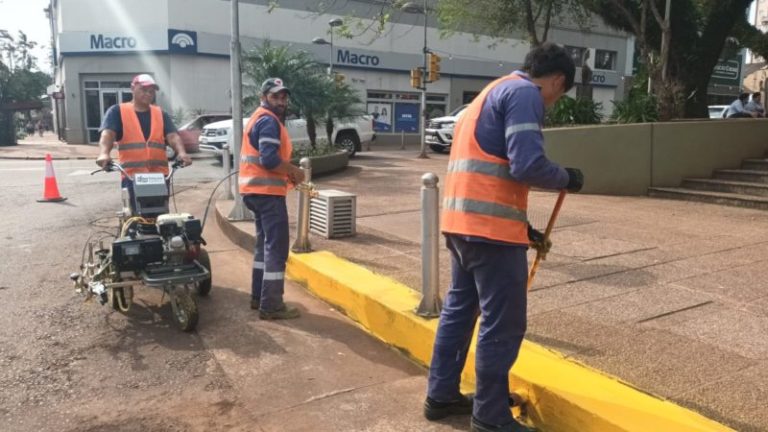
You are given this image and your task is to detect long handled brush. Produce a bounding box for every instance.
[527,190,567,291]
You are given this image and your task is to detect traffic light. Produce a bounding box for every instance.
[410,67,423,89]
[428,53,441,82]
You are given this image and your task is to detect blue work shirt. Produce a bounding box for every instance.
[248,103,283,170]
[458,71,569,246]
[475,71,569,189]
[100,104,177,141]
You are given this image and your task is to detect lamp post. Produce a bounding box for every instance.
[402,1,429,159]
[312,18,343,76]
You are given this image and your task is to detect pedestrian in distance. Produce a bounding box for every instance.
[240,78,306,320]
[95,74,192,210]
[423,43,585,432]
[725,92,756,118]
[745,92,765,118]
[36,120,44,137]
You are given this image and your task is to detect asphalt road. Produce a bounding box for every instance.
[0,157,465,432]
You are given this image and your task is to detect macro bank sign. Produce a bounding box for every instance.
[60,29,197,55]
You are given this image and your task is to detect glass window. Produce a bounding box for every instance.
[565,46,587,67]
[85,90,101,128]
[367,91,392,100]
[595,50,617,71]
[84,81,99,89]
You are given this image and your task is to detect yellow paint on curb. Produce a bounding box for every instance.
[287,250,734,432]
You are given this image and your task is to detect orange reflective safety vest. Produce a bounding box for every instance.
[117,103,169,177]
[239,107,293,196]
[442,74,531,245]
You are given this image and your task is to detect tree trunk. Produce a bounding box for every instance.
[325,116,334,148]
[306,114,317,148]
[0,111,17,146]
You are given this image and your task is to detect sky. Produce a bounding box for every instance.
[0,0,54,73]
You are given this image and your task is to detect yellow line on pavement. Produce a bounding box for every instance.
[287,250,734,432]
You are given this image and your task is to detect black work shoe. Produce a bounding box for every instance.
[424,393,474,421]
[250,298,260,310]
[470,416,531,432]
[259,304,300,320]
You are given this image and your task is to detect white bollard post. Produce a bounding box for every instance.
[416,172,441,318]
[291,157,314,253]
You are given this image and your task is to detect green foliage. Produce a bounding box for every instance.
[545,96,603,127]
[610,93,659,124]
[291,141,339,160]
[438,0,590,45]
[242,40,365,147]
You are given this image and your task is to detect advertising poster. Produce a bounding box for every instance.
[367,102,392,133]
[394,103,419,133]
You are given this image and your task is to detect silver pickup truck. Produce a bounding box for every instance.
[199,115,376,158]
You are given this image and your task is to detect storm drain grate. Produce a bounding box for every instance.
[309,189,357,239]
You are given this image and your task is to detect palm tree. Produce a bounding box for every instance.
[242,40,364,148]
[15,31,37,70]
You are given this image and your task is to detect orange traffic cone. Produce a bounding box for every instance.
[37,153,67,203]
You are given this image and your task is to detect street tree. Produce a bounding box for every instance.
[437,0,590,46]
[242,40,366,148]
[582,0,755,119]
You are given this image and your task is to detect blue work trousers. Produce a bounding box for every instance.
[427,234,528,426]
[243,194,290,312]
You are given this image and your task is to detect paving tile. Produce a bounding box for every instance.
[562,284,714,324]
[676,361,768,432]
[671,260,768,304]
[642,303,768,360]
[527,312,757,399]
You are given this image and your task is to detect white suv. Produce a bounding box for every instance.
[425,104,468,153]
[199,115,374,157]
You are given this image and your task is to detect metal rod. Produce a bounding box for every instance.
[329,28,334,76]
[416,172,441,318]
[222,142,233,199]
[291,157,314,253]
[418,0,429,159]
[527,190,567,291]
[227,0,251,221]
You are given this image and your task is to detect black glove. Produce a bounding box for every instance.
[527,224,552,257]
[565,167,584,193]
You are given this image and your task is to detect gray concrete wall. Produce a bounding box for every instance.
[543,119,768,195]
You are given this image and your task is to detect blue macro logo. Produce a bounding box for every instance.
[168,29,197,54]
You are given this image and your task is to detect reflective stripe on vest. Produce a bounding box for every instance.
[116,103,168,177]
[441,74,530,245]
[239,107,293,196]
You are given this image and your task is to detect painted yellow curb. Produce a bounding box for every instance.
[287,250,734,432]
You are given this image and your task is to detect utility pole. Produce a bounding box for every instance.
[228,0,251,221]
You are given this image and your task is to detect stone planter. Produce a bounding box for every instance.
[292,150,349,177]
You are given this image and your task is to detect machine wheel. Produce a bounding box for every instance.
[170,286,198,332]
[335,132,360,157]
[195,248,212,297]
[108,286,133,313]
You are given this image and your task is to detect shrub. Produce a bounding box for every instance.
[610,93,659,124]
[546,96,603,127]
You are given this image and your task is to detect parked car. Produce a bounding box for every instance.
[708,105,728,119]
[177,113,231,153]
[199,114,375,158]
[425,104,468,153]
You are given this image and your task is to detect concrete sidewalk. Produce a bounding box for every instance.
[0,133,100,160]
[0,133,212,160]
[218,150,768,431]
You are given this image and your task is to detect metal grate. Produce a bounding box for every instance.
[309,190,357,239]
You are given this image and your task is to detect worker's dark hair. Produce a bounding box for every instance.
[740,92,750,101]
[753,92,761,98]
[522,43,576,92]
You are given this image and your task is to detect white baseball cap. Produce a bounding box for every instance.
[131,74,159,90]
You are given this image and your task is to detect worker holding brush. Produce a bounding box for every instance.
[423,43,584,432]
